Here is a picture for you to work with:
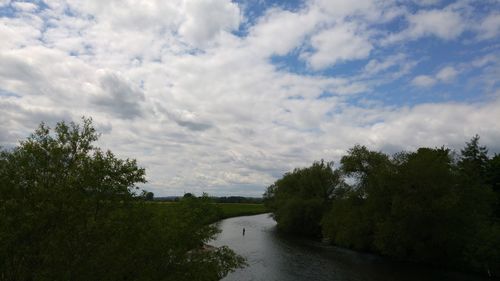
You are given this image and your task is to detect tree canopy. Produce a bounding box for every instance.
[0,118,244,281]
[264,137,500,277]
[264,160,342,237]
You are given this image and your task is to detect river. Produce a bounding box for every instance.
[211,213,490,281]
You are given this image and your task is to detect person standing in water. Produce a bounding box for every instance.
[242,227,245,236]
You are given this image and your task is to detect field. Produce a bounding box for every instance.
[147,201,268,220]
[217,203,268,219]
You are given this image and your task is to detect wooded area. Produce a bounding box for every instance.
[264,137,500,277]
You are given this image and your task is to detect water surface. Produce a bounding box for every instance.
[211,213,489,281]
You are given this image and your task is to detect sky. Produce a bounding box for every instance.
[0,0,499,197]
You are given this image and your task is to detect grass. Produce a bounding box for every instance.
[147,201,268,220]
[217,203,268,219]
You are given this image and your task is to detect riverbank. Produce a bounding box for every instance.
[265,212,497,279]
[212,214,492,281]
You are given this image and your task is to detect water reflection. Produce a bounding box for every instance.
[211,214,489,281]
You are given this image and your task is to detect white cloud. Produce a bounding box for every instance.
[476,12,500,40]
[246,7,322,57]
[165,108,213,131]
[351,99,500,152]
[0,14,42,50]
[436,66,458,82]
[179,0,241,46]
[471,54,497,68]
[384,8,465,44]
[314,0,375,18]
[61,0,182,31]
[314,0,402,23]
[12,1,38,12]
[93,70,145,119]
[363,53,412,76]
[408,9,464,39]
[412,66,459,88]
[413,0,441,6]
[44,0,240,50]
[303,22,373,70]
[412,75,436,87]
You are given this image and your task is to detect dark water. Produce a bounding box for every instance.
[211,213,491,281]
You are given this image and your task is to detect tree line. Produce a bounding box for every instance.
[0,118,244,281]
[154,196,263,204]
[264,136,500,277]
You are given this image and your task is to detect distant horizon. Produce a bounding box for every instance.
[153,195,264,198]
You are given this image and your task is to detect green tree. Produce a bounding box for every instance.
[0,118,244,281]
[321,191,374,250]
[183,192,195,199]
[486,154,500,218]
[264,160,342,237]
[459,135,489,182]
[373,148,466,264]
[456,138,499,275]
[266,141,500,277]
[143,190,154,201]
[322,145,393,251]
[487,154,500,191]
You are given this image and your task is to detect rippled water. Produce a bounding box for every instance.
[211,213,489,281]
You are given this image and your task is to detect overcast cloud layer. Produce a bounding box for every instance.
[1,0,499,196]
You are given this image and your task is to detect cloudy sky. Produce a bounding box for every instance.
[1,0,499,196]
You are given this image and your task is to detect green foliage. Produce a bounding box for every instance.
[486,154,500,218]
[459,135,489,181]
[142,190,154,201]
[340,145,392,189]
[322,145,394,250]
[373,148,466,264]
[0,118,244,281]
[264,160,342,237]
[467,222,500,277]
[487,154,500,191]
[322,193,373,250]
[266,137,500,277]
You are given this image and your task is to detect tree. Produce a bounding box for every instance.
[0,118,244,281]
[266,141,500,277]
[322,145,393,251]
[455,138,499,275]
[459,135,489,182]
[264,160,342,237]
[373,147,465,263]
[183,192,195,199]
[142,190,154,201]
[486,154,500,218]
[339,145,393,194]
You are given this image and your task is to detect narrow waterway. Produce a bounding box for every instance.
[211,213,490,281]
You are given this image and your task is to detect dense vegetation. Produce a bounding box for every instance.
[264,160,342,237]
[264,136,500,277]
[0,118,244,281]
